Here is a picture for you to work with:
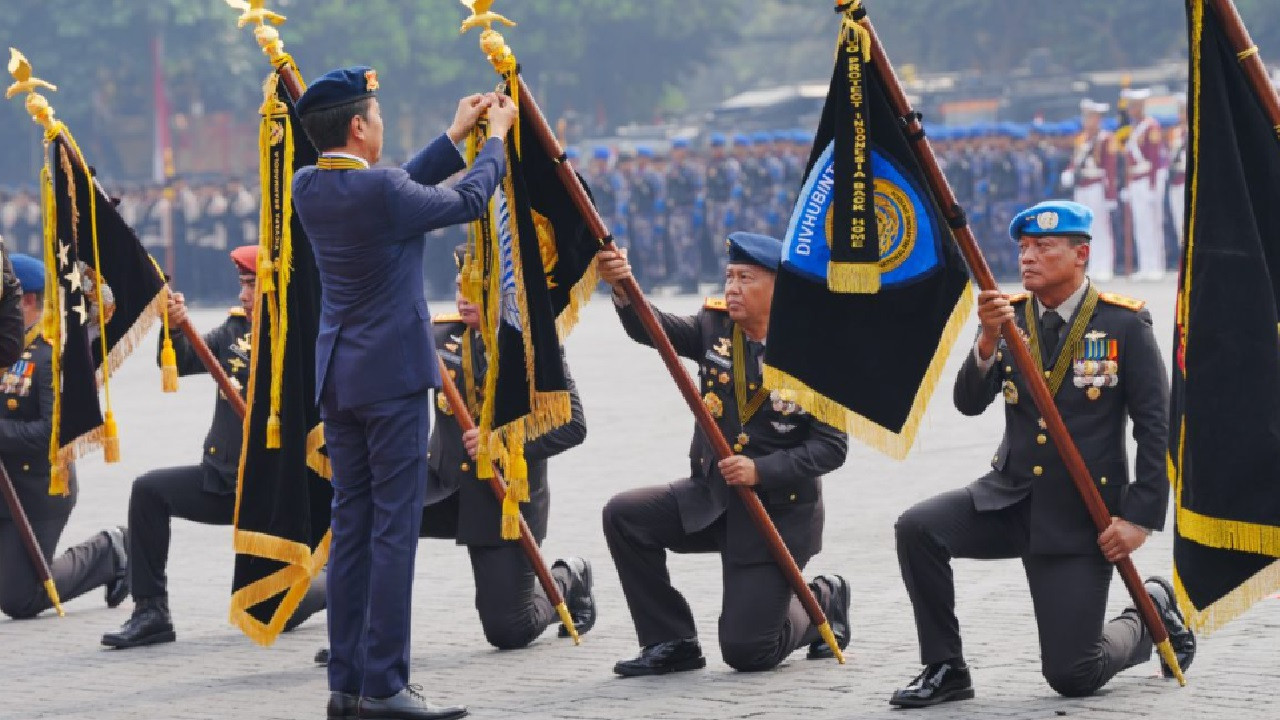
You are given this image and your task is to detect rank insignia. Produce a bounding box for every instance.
[719,372,730,385]
[1002,379,1019,405]
[713,337,732,357]
[703,392,724,419]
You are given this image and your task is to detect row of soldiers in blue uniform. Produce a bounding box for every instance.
[574,123,1084,289]
[579,131,809,292]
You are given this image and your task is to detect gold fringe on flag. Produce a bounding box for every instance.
[826,263,881,295]
[762,282,974,460]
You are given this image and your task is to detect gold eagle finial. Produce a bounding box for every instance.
[6,48,59,132]
[459,0,516,34]
[225,0,286,29]
[6,48,57,100]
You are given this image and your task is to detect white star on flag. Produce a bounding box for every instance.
[65,264,84,292]
[58,242,70,267]
[72,297,88,326]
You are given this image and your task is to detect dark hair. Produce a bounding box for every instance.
[300,97,372,152]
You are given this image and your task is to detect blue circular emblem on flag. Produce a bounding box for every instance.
[781,142,943,289]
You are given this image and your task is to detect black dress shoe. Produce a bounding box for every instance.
[358,685,467,720]
[101,597,176,649]
[104,526,130,609]
[553,557,597,638]
[327,692,358,720]
[316,647,331,667]
[807,574,851,660]
[613,638,706,677]
[1145,576,1196,677]
[889,661,975,708]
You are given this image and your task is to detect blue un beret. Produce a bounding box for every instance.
[1009,200,1094,242]
[296,66,379,116]
[672,138,690,149]
[726,232,782,271]
[592,146,610,160]
[733,134,752,147]
[709,133,727,147]
[9,253,44,294]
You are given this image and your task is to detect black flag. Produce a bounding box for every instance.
[42,134,165,492]
[466,90,597,537]
[229,73,330,645]
[763,7,972,458]
[1170,0,1280,633]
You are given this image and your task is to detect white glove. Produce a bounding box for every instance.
[1059,170,1075,188]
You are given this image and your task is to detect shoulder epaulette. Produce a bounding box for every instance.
[1007,292,1031,304]
[433,312,463,324]
[1098,292,1146,312]
[228,307,246,317]
[703,297,728,312]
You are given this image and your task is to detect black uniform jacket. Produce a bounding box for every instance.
[0,334,75,521]
[618,298,848,565]
[0,248,23,368]
[163,309,252,495]
[954,289,1169,555]
[424,316,587,547]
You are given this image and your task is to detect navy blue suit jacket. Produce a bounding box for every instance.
[294,134,506,410]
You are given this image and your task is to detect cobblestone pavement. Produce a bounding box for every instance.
[2,277,1277,720]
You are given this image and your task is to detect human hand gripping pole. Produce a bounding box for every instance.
[849,1,1184,684]
[460,3,844,663]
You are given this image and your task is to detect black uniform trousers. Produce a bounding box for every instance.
[0,515,115,619]
[603,485,818,672]
[895,488,1151,698]
[128,465,236,601]
[419,493,562,650]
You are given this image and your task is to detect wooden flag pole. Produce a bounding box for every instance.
[0,457,63,616]
[462,10,844,663]
[852,1,1185,685]
[1208,0,1280,129]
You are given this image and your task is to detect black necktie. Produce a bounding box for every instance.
[1040,311,1065,368]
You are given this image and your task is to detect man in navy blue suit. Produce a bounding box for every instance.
[292,66,516,720]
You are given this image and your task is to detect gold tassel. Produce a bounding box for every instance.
[48,464,68,496]
[476,444,494,479]
[506,433,529,502]
[102,410,121,463]
[160,338,179,392]
[266,414,282,449]
[827,262,881,294]
[500,495,521,540]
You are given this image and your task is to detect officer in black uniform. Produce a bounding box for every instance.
[597,232,850,676]
[0,253,129,619]
[102,245,324,648]
[0,237,23,365]
[425,247,595,646]
[890,201,1196,707]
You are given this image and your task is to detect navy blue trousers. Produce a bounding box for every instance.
[322,390,431,698]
